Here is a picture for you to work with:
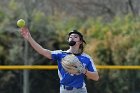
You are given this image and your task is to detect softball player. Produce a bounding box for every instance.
[20,28,99,93]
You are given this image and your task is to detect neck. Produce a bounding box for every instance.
[68,46,81,54]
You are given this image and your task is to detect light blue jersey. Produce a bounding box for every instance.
[51,50,97,88]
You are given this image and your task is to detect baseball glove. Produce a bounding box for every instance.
[61,54,86,75]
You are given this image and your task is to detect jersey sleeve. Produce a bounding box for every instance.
[87,57,97,72]
[51,50,62,61]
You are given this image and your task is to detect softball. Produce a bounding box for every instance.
[17,19,25,28]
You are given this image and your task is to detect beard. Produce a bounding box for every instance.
[68,41,76,46]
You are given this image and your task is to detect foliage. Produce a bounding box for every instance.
[0,0,140,93]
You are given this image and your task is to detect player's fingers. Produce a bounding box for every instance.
[20,30,28,39]
[21,27,29,34]
[20,27,27,32]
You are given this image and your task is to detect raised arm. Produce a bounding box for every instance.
[20,27,52,59]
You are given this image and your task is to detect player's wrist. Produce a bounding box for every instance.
[83,69,87,75]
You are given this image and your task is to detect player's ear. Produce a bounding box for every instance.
[79,37,83,44]
[79,40,83,44]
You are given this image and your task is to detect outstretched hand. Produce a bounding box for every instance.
[20,27,31,40]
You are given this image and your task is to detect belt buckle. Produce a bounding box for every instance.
[64,86,73,90]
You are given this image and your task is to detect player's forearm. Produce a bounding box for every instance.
[27,36,51,59]
[28,37,45,54]
[85,71,99,81]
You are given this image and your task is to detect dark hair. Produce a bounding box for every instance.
[68,30,86,53]
[68,30,86,44]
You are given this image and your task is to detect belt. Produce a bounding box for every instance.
[61,85,82,90]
